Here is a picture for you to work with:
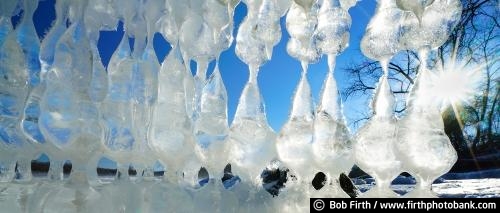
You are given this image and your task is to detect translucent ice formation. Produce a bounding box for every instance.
[310,0,357,198]
[26,0,70,181]
[276,62,315,180]
[101,33,134,157]
[0,28,29,181]
[395,0,434,23]
[16,0,41,87]
[316,0,352,56]
[0,0,470,208]
[356,0,405,197]
[285,1,321,63]
[354,63,401,198]
[277,1,320,182]
[225,65,277,183]
[360,0,402,62]
[398,0,461,52]
[0,1,31,182]
[193,64,229,177]
[149,47,197,181]
[39,0,103,179]
[394,1,461,197]
[396,50,457,198]
[312,58,353,198]
[228,0,284,184]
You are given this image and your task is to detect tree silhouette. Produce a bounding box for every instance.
[342,0,499,156]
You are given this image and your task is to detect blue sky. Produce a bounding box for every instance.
[216,1,377,131]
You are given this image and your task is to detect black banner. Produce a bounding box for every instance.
[310,198,498,211]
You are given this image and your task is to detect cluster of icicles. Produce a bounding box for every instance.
[0,0,461,211]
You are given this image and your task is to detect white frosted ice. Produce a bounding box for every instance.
[194,64,229,176]
[0,0,477,210]
[149,47,196,179]
[38,1,103,176]
[395,0,434,23]
[285,1,321,63]
[360,0,402,62]
[276,63,314,180]
[354,72,402,198]
[225,67,276,183]
[396,66,457,197]
[398,0,462,51]
[312,58,353,197]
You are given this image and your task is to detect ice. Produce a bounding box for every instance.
[88,44,108,103]
[84,0,118,38]
[360,0,402,62]
[0,0,485,210]
[225,66,276,183]
[280,0,358,198]
[38,1,103,177]
[279,1,321,181]
[177,0,237,124]
[276,63,315,180]
[396,57,457,197]
[16,0,49,182]
[339,0,359,10]
[395,0,434,23]
[149,47,196,179]
[317,0,351,55]
[354,0,420,197]
[235,18,267,67]
[312,58,353,197]
[285,1,321,63]
[203,0,236,62]
[0,9,30,182]
[130,40,159,173]
[293,0,316,11]
[194,64,229,176]
[235,17,268,67]
[16,0,41,87]
[354,64,401,198]
[255,0,282,59]
[179,14,215,63]
[26,0,68,152]
[236,0,285,67]
[398,0,461,51]
[227,0,284,184]
[101,33,135,156]
[392,0,462,197]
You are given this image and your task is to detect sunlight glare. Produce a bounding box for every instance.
[430,59,483,107]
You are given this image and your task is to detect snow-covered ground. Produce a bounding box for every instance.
[434,179,500,198]
[354,169,500,198]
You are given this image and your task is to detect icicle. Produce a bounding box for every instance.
[16,0,41,86]
[371,60,395,118]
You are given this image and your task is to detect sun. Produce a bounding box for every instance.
[429,59,483,108]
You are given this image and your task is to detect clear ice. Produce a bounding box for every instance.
[0,0,467,210]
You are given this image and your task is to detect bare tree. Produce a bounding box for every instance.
[342,0,499,155]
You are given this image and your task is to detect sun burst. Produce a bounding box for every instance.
[430,59,483,108]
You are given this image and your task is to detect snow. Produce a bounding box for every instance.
[354,169,500,198]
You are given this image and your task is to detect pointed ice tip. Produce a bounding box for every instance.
[265,46,273,60]
[117,33,131,58]
[233,79,267,123]
[318,71,341,120]
[290,73,314,121]
[372,75,394,118]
